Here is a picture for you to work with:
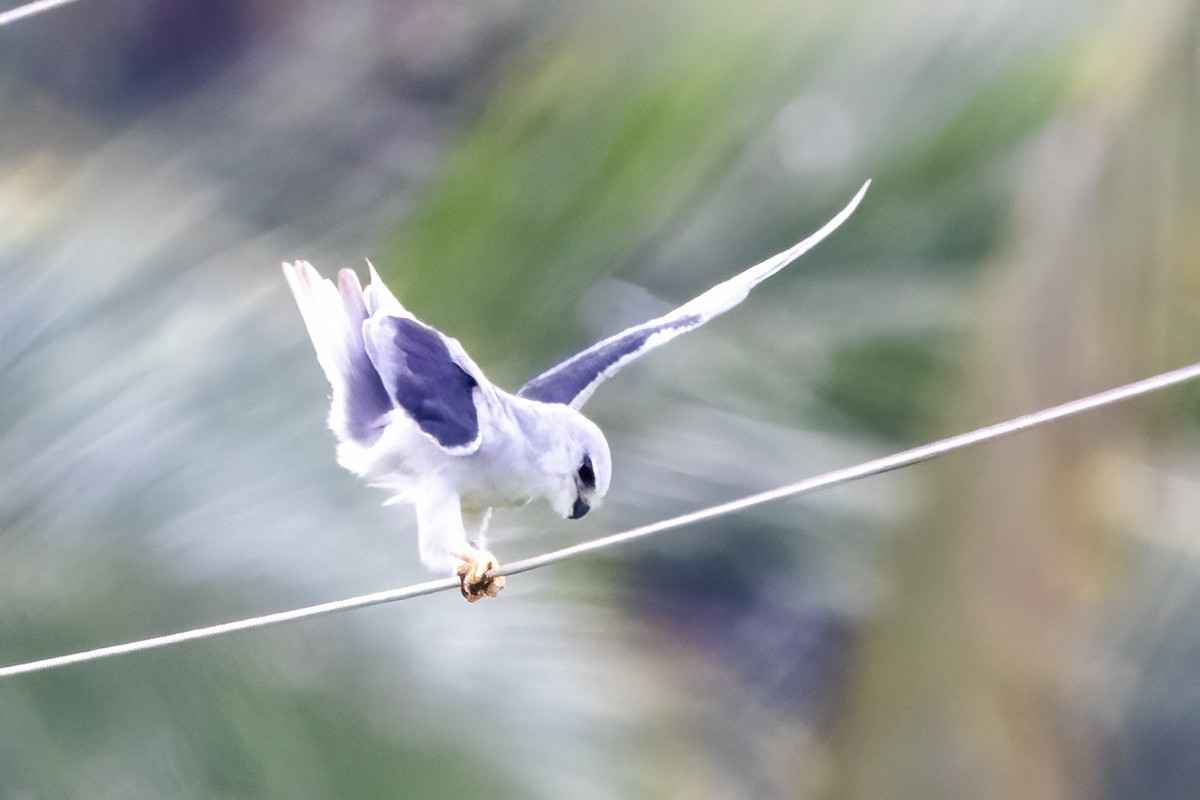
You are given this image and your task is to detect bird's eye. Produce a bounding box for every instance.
[577,455,596,490]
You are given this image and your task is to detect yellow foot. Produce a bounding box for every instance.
[456,547,505,603]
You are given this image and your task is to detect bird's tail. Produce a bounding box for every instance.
[282,262,392,446]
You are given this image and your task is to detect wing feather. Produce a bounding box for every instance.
[285,261,493,455]
[363,315,484,454]
[282,261,392,443]
[518,180,870,408]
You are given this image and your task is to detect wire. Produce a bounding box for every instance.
[3,361,1199,678]
[0,0,82,27]
[501,361,1200,575]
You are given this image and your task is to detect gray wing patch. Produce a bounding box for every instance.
[518,315,700,406]
[519,180,871,409]
[341,352,393,442]
[335,270,394,443]
[364,315,482,452]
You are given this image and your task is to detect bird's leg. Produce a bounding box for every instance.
[457,508,503,603]
[415,484,503,603]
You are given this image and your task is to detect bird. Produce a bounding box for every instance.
[282,180,869,601]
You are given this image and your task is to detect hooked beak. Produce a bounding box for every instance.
[568,497,590,519]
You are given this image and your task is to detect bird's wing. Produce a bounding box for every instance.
[517,180,870,409]
[282,261,393,444]
[284,260,492,455]
[362,309,490,455]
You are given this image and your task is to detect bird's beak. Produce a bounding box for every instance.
[569,497,590,519]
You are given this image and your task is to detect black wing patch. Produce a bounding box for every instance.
[517,315,700,406]
[365,316,480,450]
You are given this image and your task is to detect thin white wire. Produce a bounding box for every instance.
[3,361,1199,678]
[0,0,82,27]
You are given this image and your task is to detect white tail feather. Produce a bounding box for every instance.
[282,261,363,442]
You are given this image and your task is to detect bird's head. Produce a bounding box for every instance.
[540,407,612,522]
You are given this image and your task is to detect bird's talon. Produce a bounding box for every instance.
[456,550,505,602]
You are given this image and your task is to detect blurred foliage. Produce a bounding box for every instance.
[2,0,1199,798]
[831,2,1200,798]
[810,330,960,442]
[861,46,1080,271]
[381,2,843,378]
[0,557,510,799]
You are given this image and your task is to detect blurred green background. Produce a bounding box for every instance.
[1,0,1198,797]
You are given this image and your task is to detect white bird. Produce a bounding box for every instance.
[283,180,869,601]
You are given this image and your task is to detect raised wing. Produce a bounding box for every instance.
[363,314,486,455]
[517,180,870,408]
[283,261,393,444]
[285,260,490,454]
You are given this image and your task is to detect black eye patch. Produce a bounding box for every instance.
[577,455,596,490]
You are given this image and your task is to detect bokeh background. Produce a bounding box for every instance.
[2,0,1198,797]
